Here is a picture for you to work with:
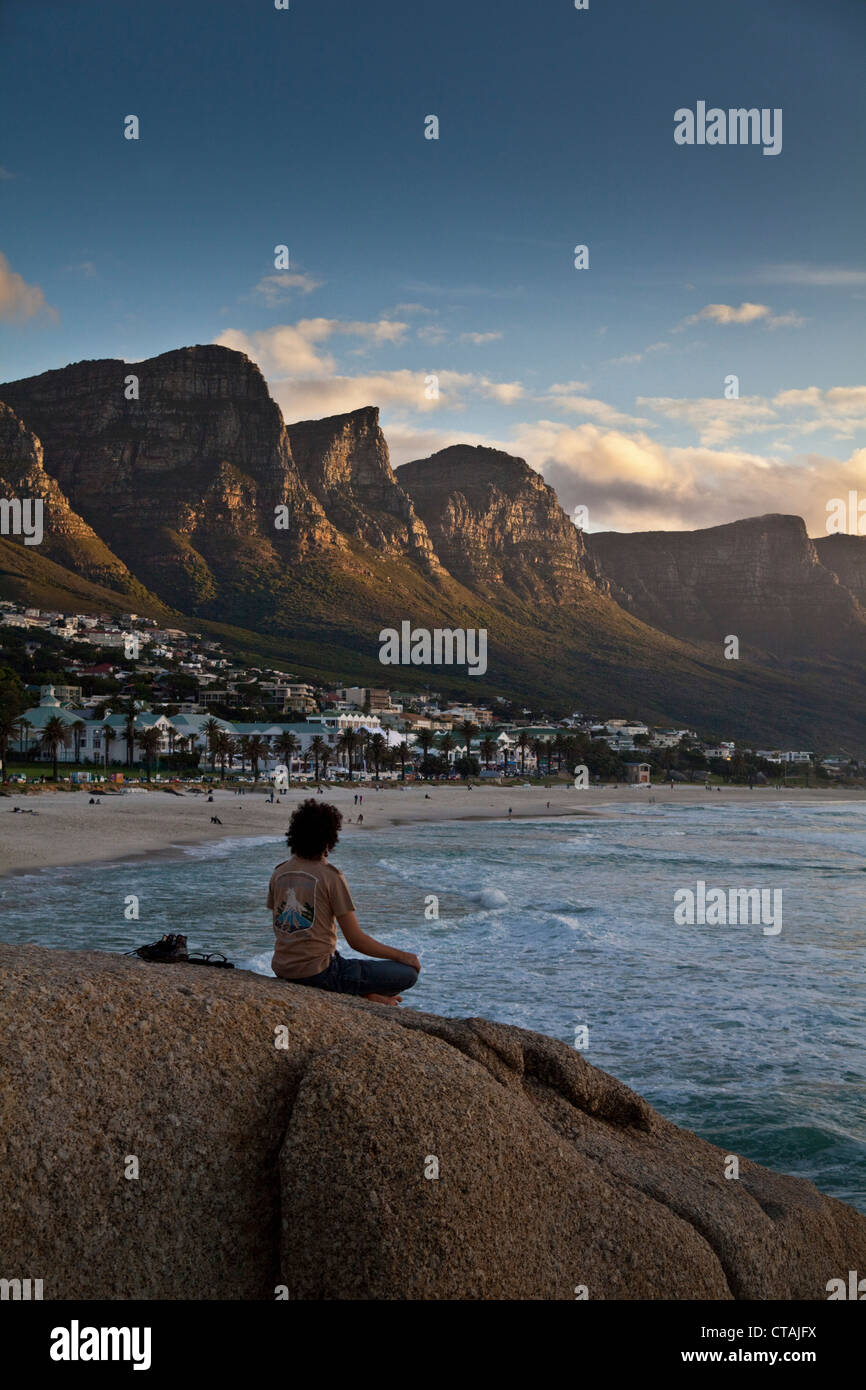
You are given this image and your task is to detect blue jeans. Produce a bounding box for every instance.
[293,950,418,997]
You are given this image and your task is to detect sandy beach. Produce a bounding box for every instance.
[1,780,864,877]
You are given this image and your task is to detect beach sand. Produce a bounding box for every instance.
[1,780,864,877]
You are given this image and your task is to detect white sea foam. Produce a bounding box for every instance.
[474,887,508,908]
[235,949,274,977]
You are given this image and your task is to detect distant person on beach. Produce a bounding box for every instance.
[268,799,419,1006]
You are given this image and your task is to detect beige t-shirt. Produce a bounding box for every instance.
[267,855,355,979]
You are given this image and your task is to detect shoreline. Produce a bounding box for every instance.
[1,781,864,880]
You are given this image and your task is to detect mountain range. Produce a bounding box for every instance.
[1,345,864,750]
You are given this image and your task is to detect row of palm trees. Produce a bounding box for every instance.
[0,701,588,786]
[412,725,594,777]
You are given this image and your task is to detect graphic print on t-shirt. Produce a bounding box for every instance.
[274,873,316,935]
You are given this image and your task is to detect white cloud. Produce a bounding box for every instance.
[215,316,866,533]
[481,378,523,403]
[687,301,770,326]
[678,302,803,330]
[758,263,866,288]
[269,368,521,423]
[607,351,644,366]
[215,317,408,378]
[547,380,591,395]
[508,419,866,536]
[778,385,866,439]
[216,324,335,377]
[0,251,58,322]
[274,372,436,422]
[637,395,778,446]
[765,310,806,329]
[773,387,823,408]
[636,385,866,446]
[543,394,651,429]
[607,342,670,367]
[459,331,503,344]
[218,318,526,419]
[339,318,408,345]
[251,272,324,303]
[387,423,506,468]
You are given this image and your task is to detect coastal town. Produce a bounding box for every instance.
[0,599,857,786]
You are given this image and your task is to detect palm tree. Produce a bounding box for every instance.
[237,735,251,772]
[396,740,409,781]
[416,728,433,768]
[72,717,85,766]
[0,709,20,779]
[368,732,387,780]
[517,730,530,776]
[338,728,358,780]
[40,716,70,781]
[553,732,564,774]
[531,737,544,777]
[480,734,496,771]
[459,719,478,769]
[438,732,455,772]
[138,726,162,783]
[121,700,138,768]
[247,734,267,782]
[309,734,326,783]
[214,730,233,780]
[202,716,223,772]
[320,745,331,781]
[15,715,32,759]
[103,725,116,768]
[458,719,478,778]
[275,731,299,784]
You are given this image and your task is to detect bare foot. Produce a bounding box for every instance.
[362,992,402,1005]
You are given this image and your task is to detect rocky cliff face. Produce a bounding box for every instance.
[585,515,866,660]
[0,402,143,595]
[3,943,864,1300]
[398,444,600,601]
[286,406,443,571]
[1,347,341,614]
[814,533,866,605]
[2,347,865,748]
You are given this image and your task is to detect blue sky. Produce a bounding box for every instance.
[1,0,864,533]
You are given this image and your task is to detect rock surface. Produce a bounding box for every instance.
[287,406,443,571]
[585,515,866,660]
[0,402,146,597]
[814,533,866,606]
[0,346,341,614]
[1,944,863,1300]
[398,444,602,601]
[3,345,866,748]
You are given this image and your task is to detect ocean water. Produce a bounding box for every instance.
[2,798,864,1212]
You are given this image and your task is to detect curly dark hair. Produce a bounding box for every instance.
[286,799,342,859]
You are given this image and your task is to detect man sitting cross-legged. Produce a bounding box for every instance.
[267,799,420,1005]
